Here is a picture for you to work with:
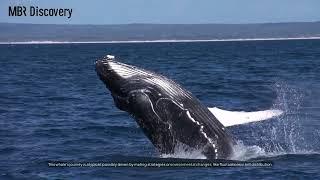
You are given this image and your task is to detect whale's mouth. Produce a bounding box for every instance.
[95,55,128,89]
[95,56,126,99]
[95,56,133,111]
[95,60,108,78]
[95,55,115,79]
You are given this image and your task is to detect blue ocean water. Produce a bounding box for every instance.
[1,40,320,179]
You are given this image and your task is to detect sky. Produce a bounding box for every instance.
[0,0,319,24]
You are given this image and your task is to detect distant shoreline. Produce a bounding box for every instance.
[2,22,320,43]
[1,37,320,45]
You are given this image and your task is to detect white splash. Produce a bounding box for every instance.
[229,82,320,161]
[160,143,207,159]
[230,141,267,161]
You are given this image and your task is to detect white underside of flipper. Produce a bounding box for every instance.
[208,107,283,127]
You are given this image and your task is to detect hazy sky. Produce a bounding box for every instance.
[1,0,319,24]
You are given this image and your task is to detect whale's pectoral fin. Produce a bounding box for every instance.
[208,107,284,127]
[156,98,208,147]
[128,91,174,154]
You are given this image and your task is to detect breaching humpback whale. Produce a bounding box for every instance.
[95,55,235,159]
[95,55,283,159]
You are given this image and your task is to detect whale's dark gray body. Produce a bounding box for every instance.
[95,56,234,159]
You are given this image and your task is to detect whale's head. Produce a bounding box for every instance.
[95,56,130,96]
[95,55,161,111]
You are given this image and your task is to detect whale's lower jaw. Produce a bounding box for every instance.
[95,56,234,159]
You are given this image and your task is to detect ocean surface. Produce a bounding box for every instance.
[1,40,320,179]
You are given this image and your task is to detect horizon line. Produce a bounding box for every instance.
[0,21,320,26]
[1,37,320,45]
